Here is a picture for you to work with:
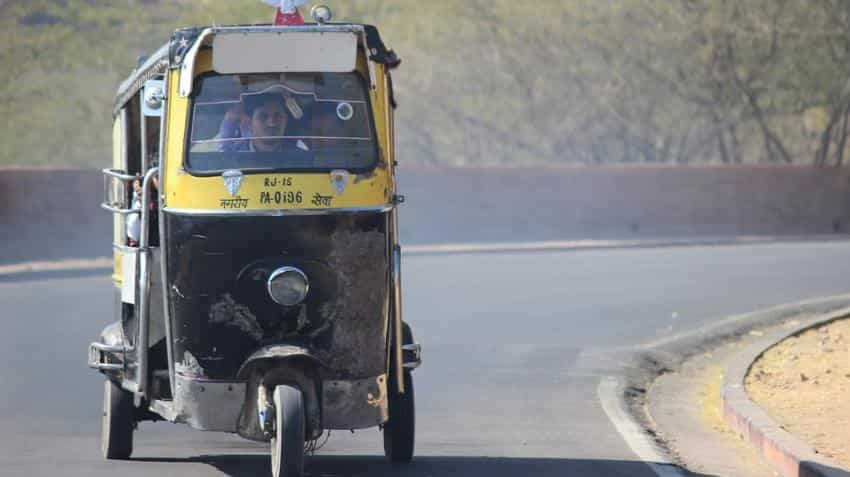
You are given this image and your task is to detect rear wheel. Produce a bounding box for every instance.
[383,370,415,462]
[271,385,305,477]
[101,380,134,460]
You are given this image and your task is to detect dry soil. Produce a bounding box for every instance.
[746,317,850,468]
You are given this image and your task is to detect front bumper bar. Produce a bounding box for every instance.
[402,342,422,369]
[88,342,124,371]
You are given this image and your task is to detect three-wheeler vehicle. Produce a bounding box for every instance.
[88,6,420,476]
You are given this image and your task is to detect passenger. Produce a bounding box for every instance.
[127,121,162,246]
[126,175,159,247]
[125,180,143,247]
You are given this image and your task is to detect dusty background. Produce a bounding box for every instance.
[6,2,850,169]
[747,318,850,468]
[3,165,850,264]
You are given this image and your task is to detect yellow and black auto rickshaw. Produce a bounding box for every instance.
[88,6,420,476]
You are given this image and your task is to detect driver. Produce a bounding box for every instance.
[216,93,290,152]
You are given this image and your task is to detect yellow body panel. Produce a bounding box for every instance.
[163,49,394,212]
[112,116,123,285]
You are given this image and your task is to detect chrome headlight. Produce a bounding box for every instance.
[311,4,333,24]
[267,267,309,306]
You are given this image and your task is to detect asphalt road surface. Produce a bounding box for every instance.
[3,240,850,477]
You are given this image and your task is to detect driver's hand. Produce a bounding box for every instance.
[224,104,245,121]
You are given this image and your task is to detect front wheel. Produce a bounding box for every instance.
[383,370,415,462]
[101,380,134,460]
[271,385,305,477]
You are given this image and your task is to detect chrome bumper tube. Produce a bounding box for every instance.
[401,343,422,369]
[88,342,124,372]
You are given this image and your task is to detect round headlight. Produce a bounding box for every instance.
[267,267,309,306]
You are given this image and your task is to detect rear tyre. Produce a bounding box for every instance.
[101,380,134,460]
[383,370,415,462]
[271,385,305,477]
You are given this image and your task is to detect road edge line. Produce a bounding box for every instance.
[0,257,112,276]
[3,235,847,278]
[402,235,850,256]
[598,376,689,477]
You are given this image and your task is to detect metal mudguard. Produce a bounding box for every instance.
[236,345,327,379]
[236,345,326,441]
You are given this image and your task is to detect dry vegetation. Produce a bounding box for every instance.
[2,0,850,167]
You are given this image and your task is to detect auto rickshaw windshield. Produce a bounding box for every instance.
[186,72,377,174]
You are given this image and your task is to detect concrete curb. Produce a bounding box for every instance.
[721,308,850,477]
[614,293,850,475]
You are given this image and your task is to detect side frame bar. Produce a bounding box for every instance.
[135,166,159,398]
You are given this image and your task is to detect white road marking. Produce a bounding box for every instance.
[403,235,847,256]
[0,257,112,275]
[597,376,689,477]
[2,235,842,277]
[405,239,639,254]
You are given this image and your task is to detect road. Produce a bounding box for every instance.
[2,240,850,476]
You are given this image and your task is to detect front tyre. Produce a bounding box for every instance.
[101,380,134,460]
[383,370,415,462]
[271,385,305,477]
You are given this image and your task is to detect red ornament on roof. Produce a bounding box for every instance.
[274,9,304,26]
[261,0,307,25]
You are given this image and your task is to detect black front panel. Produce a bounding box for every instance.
[165,212,389,380]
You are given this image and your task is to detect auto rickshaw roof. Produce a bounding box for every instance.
[113,23,398,118]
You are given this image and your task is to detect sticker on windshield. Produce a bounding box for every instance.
[336,102,354,121]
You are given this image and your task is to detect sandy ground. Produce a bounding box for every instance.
[648,332,790,477]
[746,318,850,468]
